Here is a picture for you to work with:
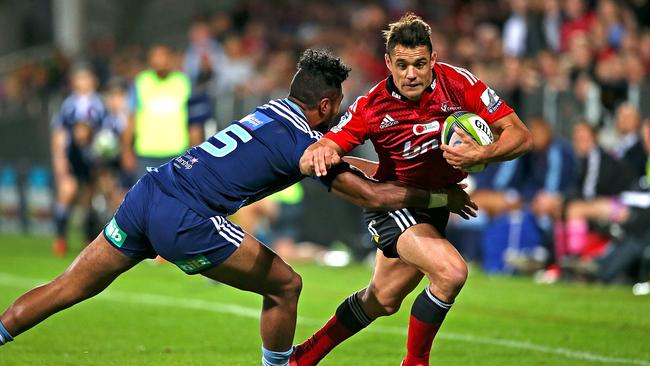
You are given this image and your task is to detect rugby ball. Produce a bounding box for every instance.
[441,111,493,173]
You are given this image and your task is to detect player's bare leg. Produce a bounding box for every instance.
[395,224,468,366]
[291,250,424,366]
[52,173,78,256]
[200,232,302,360]
[0,234,140,343]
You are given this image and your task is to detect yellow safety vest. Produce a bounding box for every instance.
[133,70,191,157]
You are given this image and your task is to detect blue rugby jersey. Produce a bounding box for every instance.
[52,92,106,131]
[148,98,322,218]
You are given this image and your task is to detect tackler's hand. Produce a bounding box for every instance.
[299,140,342,177]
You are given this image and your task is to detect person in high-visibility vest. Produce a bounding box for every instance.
[122,45,205,179]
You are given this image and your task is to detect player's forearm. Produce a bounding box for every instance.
[482,115,532,163]
[331,172,431,210]
[369,183,435,210]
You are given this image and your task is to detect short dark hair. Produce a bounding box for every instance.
[289,49,351,108]
[383,13,432,55]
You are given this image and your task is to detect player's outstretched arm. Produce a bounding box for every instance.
[299,138,344,177]
[329,164,477,216]
[441,113,532,169]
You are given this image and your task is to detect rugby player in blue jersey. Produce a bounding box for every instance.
[0,49,475,366]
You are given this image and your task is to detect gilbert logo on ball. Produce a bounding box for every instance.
[441,111,494,173]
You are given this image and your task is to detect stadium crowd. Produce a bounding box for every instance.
[0,0,649,289]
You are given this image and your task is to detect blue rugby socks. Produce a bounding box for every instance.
[262,345,292,366]
[0,320,14,345]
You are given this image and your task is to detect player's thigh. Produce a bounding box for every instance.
[365,250,423,307]
[200,233,298,296]
[58,234,140,293]
[396,224,467,285]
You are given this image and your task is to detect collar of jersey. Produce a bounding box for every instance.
[385,71,437,102]
[283,98,307,121]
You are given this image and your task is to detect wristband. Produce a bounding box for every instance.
[427,192,448,208]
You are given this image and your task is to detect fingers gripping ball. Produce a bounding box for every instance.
[441,111,494,173]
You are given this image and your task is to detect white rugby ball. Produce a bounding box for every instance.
[441,111,493,173]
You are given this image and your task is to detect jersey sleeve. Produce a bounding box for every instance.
[323,96,370,153]
[445,65,514,124]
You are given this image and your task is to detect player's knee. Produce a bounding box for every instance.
[278,270,303,301]
[437,258,468,295]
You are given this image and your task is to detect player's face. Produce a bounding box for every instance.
[72,70,96,95]
[149,46,173,74]
[572,124,595,157]
[386,45,435,101]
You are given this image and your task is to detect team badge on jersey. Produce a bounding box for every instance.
[331,111,352,133]
[413,121,441,135]
[481,88,503,113]
[441,101,462,112]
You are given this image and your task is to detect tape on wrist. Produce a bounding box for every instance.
[427,192,448,208]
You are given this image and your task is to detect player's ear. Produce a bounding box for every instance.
[430,51,437,67]
[319,97,331,116]
[385,53,393,70]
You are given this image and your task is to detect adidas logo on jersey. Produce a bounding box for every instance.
[380,114,399,129]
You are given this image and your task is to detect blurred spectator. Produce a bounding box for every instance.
[562,120,650,283]
[183,17,226,96]
[524,118,576,270]
[503,0,527,57]
[50,65,106,256]
[542,0,562,52]
[95,78,130,213]
[543,122,636,282]
[560,0,596,52]
[122,45,201,179]
[526,117,576,223]
[609,103,647,179]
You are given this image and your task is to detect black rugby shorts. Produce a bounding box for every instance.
[364,207,449,258]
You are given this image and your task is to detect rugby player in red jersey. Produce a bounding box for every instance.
[293,13,532,366]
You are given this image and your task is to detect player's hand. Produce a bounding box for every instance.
[440,127,485,170]
[300,141,341,177]
[446,183,478,220]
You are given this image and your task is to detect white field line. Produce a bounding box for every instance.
[0,273,648,366]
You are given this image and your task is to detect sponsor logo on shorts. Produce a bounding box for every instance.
[105,218,127,247]
[367,220,380,243]
[175,255,213,274]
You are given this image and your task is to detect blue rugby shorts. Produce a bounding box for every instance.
[102,174,243,274]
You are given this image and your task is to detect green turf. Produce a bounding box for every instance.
[0,234,649,366]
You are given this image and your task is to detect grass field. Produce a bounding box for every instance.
[0,234,649,366]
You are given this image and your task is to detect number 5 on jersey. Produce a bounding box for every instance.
[200,124,252,157]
